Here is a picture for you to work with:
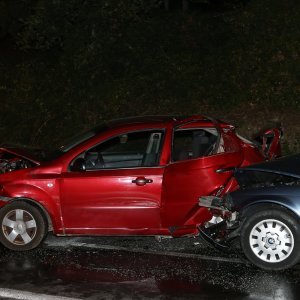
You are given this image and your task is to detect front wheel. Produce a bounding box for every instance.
[240,207,300,270]
[0,201,47,251]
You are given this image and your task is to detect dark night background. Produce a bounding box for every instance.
[0,0,300,152]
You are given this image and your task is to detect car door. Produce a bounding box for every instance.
[60,130,165,234]
[161,126,243,227]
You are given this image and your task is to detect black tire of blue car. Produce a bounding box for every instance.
[240,206,300,271]
[0,201,47,251]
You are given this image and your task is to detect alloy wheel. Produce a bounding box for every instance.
[2,209,37,245]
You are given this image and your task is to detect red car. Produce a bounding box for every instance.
[0,116,281,251]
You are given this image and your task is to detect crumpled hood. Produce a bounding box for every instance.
[236,154,300,178]
[0,144,42,165]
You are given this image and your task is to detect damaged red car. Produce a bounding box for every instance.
[0,116,281,253]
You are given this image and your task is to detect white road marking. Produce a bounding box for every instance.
[45,238,244,264]
[0,288,81,300]
[80,243,244,263]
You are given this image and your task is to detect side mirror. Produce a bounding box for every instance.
[71,158,86,172]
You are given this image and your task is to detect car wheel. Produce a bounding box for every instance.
[0,202,47,251]
[240,207,300,270]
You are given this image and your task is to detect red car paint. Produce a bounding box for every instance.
[0,116,281,238]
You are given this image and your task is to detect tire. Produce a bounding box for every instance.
[240,207,300,271]
[0,201,47,251]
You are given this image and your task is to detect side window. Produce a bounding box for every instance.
[172,128,218,162]
[83,130,164,170]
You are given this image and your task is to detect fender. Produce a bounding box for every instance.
[2,182,64,233]
[229,186,300,218]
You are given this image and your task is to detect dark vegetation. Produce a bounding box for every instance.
[0,0,300,152]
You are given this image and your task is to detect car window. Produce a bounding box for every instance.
[79,130,164,170]
[172,128,219,162]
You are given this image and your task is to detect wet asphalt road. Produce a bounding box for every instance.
[0,235,299,299]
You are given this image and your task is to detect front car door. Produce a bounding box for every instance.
[60,129,165,234]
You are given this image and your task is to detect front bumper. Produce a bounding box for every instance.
[199,222,231,251]
[198,195,234,212]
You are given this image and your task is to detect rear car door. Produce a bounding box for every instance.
[161,125,243,227]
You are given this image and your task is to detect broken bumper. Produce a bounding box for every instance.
[198,195,234,212]
[199,222,230,251]
[198,195,239,251]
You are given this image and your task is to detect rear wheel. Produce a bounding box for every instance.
[240,207,300,270]
[0,202,47,251]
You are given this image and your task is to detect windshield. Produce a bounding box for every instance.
[0,124,109,163]
[59,124,108,152]
[40,124,109,161]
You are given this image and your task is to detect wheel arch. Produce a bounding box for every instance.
[240,201,300,222]
[7,197,53,231]
[2,182,64,233]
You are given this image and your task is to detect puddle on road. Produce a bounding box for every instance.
[0,247,299,299]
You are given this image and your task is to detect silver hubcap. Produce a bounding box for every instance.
[249,219,294,263]
[2,209,37,245]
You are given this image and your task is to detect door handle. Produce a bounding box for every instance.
[132,177,153,186]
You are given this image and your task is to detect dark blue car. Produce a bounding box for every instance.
[199,154,300,271]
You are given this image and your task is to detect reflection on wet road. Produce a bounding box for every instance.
[0,237,299,299]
